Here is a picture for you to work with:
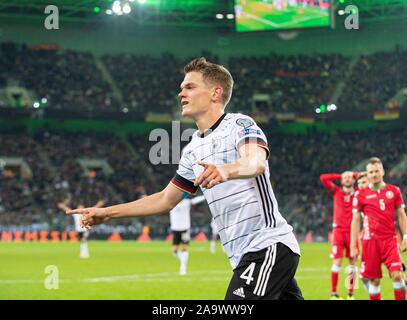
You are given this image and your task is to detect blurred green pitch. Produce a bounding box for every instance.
[0,242,401,300]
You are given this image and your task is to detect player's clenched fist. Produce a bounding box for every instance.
[65,207,110,230]
[194,161,228,189]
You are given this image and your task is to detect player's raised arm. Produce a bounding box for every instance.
[194,143,267,189]
[319,173,341,191]
[66,182,184,229]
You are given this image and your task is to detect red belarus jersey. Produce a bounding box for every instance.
[353,183,405,240]
[320,174,355,231]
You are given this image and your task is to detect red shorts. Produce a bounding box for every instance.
[360,237,403,279]
[331,229,351,259]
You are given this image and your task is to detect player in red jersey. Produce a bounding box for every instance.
[320,171,359,300]
[351,157,407,300]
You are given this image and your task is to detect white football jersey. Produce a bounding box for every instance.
[171,113,300,269]
[73,214,87,232]
[170,196,205,231]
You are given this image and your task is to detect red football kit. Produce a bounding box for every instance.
[353,183,405,279]
[320,173,356,259]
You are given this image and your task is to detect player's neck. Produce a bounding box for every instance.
[371,181,385,190]
[342,186,354,194]
[195,108,225,135]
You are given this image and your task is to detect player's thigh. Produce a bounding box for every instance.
[361,240,382,279]
[181,230,191,245]
[279,278,304,301]
[331,230,346,259]
[172,231,182,246]
[225,243,301,300]
[382,238,403,274]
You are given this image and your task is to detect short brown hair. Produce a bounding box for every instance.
[184,57,234,106]
[357,171,367,180]
[367,157,382,166]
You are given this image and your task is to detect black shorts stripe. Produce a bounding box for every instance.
[208,187,255,205]
[254,245,273,296]
[260,174,276,228]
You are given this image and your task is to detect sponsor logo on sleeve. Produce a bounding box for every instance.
[238,128,261,138]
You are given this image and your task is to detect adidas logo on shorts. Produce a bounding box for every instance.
[233,287,245,298]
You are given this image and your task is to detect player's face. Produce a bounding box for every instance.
[366,163,384,184]
[341,172,354,188]
[178,72,213,118]
[357,177,369,189]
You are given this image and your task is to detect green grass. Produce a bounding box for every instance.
[0,241,402,300]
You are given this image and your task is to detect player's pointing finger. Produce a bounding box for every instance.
[65,208,86,215]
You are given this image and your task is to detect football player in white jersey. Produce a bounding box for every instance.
[170,194,205,275]
[67,58,303,300]
[58,199,105,259]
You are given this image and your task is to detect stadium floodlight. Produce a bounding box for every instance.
[33,102,40,108]
[123,3,131,14]
[216,13,224,19]
[138,0,147,4]
[106,9,113,15]
[338,10,345,15]
[41,98,47,104]
[122,108,129,113]
[112,1,122,14]
[226,13,234,20]
[328,104,337,111]
[315,108,321,114]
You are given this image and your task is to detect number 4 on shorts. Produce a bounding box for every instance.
[240,262,256,285]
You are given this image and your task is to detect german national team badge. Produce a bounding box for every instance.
[210,137,222,153]
[236,118,254,128]
[386,191,394,199]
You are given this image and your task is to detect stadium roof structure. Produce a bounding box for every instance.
[0,0,406,27]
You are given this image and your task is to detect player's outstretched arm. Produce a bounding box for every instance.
[194,144,267,189]
[397,207,407,251]
[66,183,184,229]
[350,211,361,259]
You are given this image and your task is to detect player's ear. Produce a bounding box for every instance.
[211,86,223,103]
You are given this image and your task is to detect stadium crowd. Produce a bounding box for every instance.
[2,42,406,117]
[1,42,407,239]
[1,127,407,239]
